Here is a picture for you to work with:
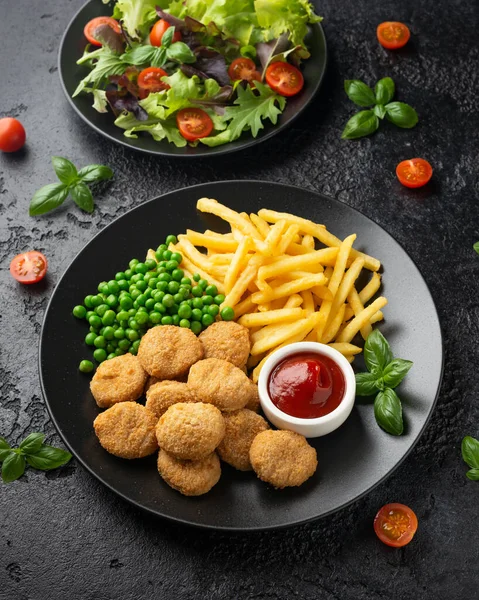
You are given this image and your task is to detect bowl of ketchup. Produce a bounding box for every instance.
[258,342,356,438]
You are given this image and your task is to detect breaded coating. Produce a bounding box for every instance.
[217,409,269,471]
[245,381,260,412]
[156,402,225,460]
[93,402,158,459]
[187,358,256,412]
[145,375,160,393]
[199,321,250,368]
[146,380,199,418]
[137,325,203,379]
[90,354,147,408]
[157,450,221,496]
[249,430,317,488]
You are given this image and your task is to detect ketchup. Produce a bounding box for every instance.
[268,352,345,419]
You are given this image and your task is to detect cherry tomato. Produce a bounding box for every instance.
[150,20,182,46]
[10,251,48,285]
[228,58,261,85]
[396,158,433,188]
[374,503,418,547]
[84,17,121,47]
[0,118,26,153]
[265,62,304,97]
[377,22,410,50]
[137,67,170,94]
[176,108,214,141]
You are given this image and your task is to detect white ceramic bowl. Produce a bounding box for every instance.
[258,342,356,438]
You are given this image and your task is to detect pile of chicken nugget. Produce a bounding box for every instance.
[91,321,318,496]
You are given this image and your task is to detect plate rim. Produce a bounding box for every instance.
[39,180,444,531]
[57,0,328,158]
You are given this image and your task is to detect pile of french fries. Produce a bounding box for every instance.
[150,198,388,382]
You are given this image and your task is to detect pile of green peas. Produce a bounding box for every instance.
[73,235,235,373]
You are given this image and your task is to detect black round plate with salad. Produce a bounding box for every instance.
[59,0,327,156]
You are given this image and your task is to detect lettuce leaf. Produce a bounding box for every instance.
[123,120,187,146]
[73,48,125,97]
[113,0,167,39]
[254,0,322,46]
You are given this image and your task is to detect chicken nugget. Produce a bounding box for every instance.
[146,381,199,418]
[199,321,250,368]
[156,402,225,460]
[157,450,221,496]
[187,358,256,412]
[249,430,317,488]
[93,402,158,459]
[245,381,260,412]
[137,325,203,379]
[90,354,147,408]
[217,409,269,471]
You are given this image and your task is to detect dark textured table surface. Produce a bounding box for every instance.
[1,0,478,598]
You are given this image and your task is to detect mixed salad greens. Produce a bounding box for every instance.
[73,0,322,147]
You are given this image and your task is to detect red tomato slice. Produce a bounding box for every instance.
[84,17,121,47]
[10,251,48,284]
[265,62,304,97]
[0,118,26,153]
[176,108,214,141]
[150,20,182,46]
[228,58,261,85]
[374,503,418,547]
[377,22,410,50]
[137,67,170,93]
[396,158,433,188]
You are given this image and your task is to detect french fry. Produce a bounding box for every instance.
[286,243,314,255]
[258,248,338,281]
[347,286,372,339]
[284,294,303,308]
[328,343,362,356]
[184,230,239,253]
[359,272,382,304]
[209,253,236,265]
[251,273,327,304]
[300,290,315,314]
[250,214,270,238]
[302,234,315,249]
[239,307,305,327]
[176,237,226,279]
[347,356,355,364]
[311,286,334,302]
[197,198,263,240]
[178,255,224,292]
[370,311,384,324]
[233,296,257,318]
[276,224,300,255]
[260,220,287,257]
[337,297,388,343]
[258,303,271,312]
[224,236,252,294]
[324,257,365,331]
[250,313,321,356]
[321,303,346,344]
[222,255,264,308]
[146,248,156,262]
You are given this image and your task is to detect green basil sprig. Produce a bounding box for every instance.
[461,436,479,481]
[29,157,113,216]
[121,26,195,68]
[0,433,72,483]
[355,330,413,435]
[342,77,418,139]
[473,242,479,254]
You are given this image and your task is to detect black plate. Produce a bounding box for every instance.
[58,1,327,157]
[40,181,443,531]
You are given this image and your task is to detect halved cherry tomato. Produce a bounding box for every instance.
[10,251,48,284]
[0,118,26,153]
[137,67,170,94]
[228,58,261,85]
[374,503,418,547]
[265,62,304,97]
[377,22,410,50]
[150,20,182,46]
[176,108,213,141]
[84,17,121,47]
[396,158,433,188]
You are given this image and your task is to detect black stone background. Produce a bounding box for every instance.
[1,0,478,598]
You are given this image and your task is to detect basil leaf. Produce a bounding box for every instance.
[121,46,155,65]
[382,359,413,388]
[70,183,94,213]
[2,453,26,483]
[161,25,175,48]
[385,102,418,128]
[29,183,69,216]
[25,446,72,470]
[466,469,479,481]
[473,242,479,254]
[364,330,393,376]
[341,110,379,139]
[374,388,403,435]
[0,437,12,462]
[344,80,376,107]
[51,156,78,186]
[374,77,395,105]
[150,47,168,68]
[461,436,479,469]
[78,164,113,183]
[373,104,386,119]
[19,433,45,455]
[355,372,381,396]
[166,42,196,64]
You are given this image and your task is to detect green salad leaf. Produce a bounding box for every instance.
[113,0,159,39]
[73,48,125,97]
[255,0,322,46]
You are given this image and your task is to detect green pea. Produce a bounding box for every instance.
[173,293,183,304]
[130,273,142,284]
[154,303,166,314]
[145,298,155,311]
[145,259,157,271]
[157,244,167,253]
[106,343,116,353]
[79,360,94,373]
[169,251,181,263]
[165,235,177,246]
[191,308,202,321]
[149,312,162,324]
[89,314,102,329]
[84,295,94,308]
[190,320,202,335]
[163,250,172,261]
[179,319,190,328]
[221,306,235,321]
[180,277,191,286]
[117,279,129,291]
[85,332,97,346]
[107,280,120,295]
[94,336,106,349]
[156,281,168,292]
[115,348,125,357]
[162,294,175,308]
[115,271,126,281]
[137,307,148,314]
[95,304,109,317]
[193,273,201,282]
[129,259,139,269]
[128,308,136,316]
[73,305,86,319]
[208,305,219,317]
[136,280,148,292]
[168,304,178,315]
[168,281,180,294]
[205,285,218,297]
[172,315,180,326]
[214,294,225,305]
[144,288,152,299]
[127,329,139,341]
[161,316,173,325]
[192,286,203,298]
[106,294,118,308]
[155,250,163,261]
[154,291,165,303]
[120,319,128,329]
[192,298,203,309]
[131,288,141,300]
[158,273,171,283]
[89,325,97,333]
[135,294,146,306]
[114,328,125,340]
[93,348,107,363]
[102,310,116,326]
[118,338,131,351]
[178,304,192,319]
[171,269,184,282]
[158,261,167,268]
[165,260,179,271]
[202,295,213,306]
[129,319,140,330]
[198,279,208,289]
[98,281,109,294]
[202,314,214,327]
[90,295,102,308]
[135,262,148,275]
[107,353,116,360]
[103,326,115,340]
[148,278,158,289]
[116,310,129,322]
[124,269,134,280]
[120,296,133,310]
[131,340,141,355]
[136,312,149,326]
